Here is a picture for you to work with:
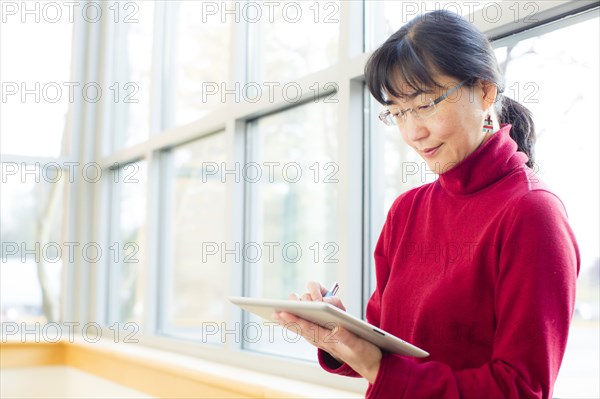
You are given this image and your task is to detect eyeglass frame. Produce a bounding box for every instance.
[378,80,467,126]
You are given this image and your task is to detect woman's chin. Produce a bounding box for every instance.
[423,159,458,175]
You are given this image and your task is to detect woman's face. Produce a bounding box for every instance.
[387,75,496,174]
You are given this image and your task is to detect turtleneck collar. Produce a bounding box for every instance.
[437,124,529,196]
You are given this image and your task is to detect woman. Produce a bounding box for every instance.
[274,10,580,399]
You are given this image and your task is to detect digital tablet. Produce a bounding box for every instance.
[229,296,429,358]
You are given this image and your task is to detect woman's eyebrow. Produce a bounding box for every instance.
[384,90,426,106]
[406,90,427,99]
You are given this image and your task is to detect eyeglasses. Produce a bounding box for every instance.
[378,80,466,126]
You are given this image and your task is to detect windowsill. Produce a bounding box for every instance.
[0,338,364,398]
[2,366,154,398]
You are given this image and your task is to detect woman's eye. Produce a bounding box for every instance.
[417,104,431,111]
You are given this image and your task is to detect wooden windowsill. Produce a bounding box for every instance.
[0,339,364,398]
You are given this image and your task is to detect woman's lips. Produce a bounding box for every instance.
[422,144,443,158]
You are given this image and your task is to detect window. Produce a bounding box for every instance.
[166,2,232,128]
[248,1,339,82]
[157,133,229,342]
[365,1,495,51]
[366,88,436,292]
[0,10,73,324]
[110,2,155,151]
[107,161,147,324]
[0,168,67,323]
[244,100,341,359]
[0,13,72,157]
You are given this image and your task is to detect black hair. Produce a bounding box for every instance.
[365,10,535,167]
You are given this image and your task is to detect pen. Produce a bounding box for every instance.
[324,282,339,298]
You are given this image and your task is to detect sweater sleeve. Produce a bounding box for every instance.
[317,349,361,377]
[365,190,580,399]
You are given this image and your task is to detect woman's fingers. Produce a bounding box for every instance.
[290,281,347,309]
[279,282,381,381]
[300,292,313,302]
[275,312,365,368]
[306,280,326,301]
[275,312,338,349]
[294,281,338,302]
[323,296,346,311]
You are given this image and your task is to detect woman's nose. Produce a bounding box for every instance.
[401,116,429,142]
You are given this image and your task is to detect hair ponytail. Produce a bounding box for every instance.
[496,96,536,168]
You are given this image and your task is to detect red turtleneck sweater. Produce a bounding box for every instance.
[319,125,580,398]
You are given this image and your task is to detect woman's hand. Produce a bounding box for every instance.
[273,281,382,384]
[293,281,346,309]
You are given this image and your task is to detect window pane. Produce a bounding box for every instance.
[158,133,228,343]
[245,100,340,359]
[1,164,66,323]
[168,2,231,127]
[108,161,147,324]
[365,1,494,51]
[367,91,435,291]
[494,16,599,398]
[111,2,154,151]
[0,13,72,157]
[249,1,339,82]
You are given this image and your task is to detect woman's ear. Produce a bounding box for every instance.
[481,82,498,110]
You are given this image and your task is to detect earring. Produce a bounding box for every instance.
[482,114,494,134]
